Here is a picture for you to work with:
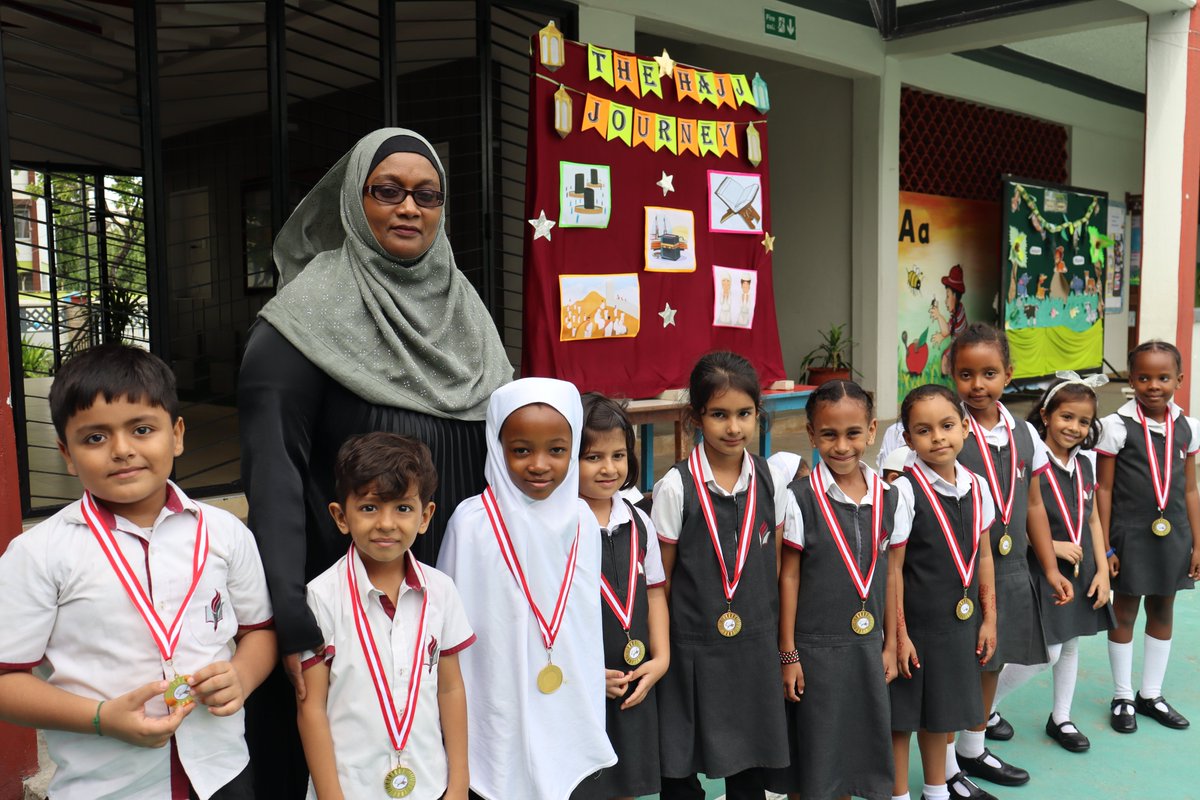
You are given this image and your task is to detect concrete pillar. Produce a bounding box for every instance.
[851,60,901,418]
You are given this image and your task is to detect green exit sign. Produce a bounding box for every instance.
[764,9,796,40]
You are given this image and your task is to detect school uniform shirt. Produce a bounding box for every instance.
[652,448,793,541]
[601,497,667,587]
[782,461,913,550]
[892,456,997,566]
[1095,399,1200,595]
[0,483,273,800]
[301,549,473,800]
[876,421,906,472]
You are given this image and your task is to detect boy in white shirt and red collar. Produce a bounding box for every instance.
[0,344,276,800]
[297,432,473,800]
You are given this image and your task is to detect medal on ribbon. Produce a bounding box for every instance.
[811,465,884,635]
[1043,460,1086,579]
[484,487,581,693]
[907,466,983,621]
[600,514,647,666]
[966,407,1017,556]
[346,547,428,798]
[1136,405,1175,537]
[688,448,757,637]
[81,491,208,708]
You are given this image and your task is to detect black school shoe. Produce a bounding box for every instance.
[1045,715,1091,752]
[1134,694,1190,729]
[946,771,998,800]
[958,748,1030,786]
[985,712,1014,741]
[1110,698,1137,733]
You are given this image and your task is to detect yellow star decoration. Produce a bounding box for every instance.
[654,49,675,79]
[761,232,775,253]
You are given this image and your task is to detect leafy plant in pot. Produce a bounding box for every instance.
[799,323,858,386]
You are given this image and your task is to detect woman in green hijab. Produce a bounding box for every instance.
[238,129,510,797]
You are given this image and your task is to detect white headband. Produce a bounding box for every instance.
[1044,370,1108,406]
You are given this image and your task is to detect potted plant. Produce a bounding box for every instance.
[799,323,857,385]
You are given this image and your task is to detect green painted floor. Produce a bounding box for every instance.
[643,591,1200,799]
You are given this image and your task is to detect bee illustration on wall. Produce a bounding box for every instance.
[906,265,923,293]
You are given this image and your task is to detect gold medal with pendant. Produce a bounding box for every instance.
[956,594,975,621]
[623,636,646,666]
[600,511,649,667]
[164,673,193,708]
[997,530,1013,556]
[384,764,416,798]
[851,604,875,635]
[1138,406,1176,539]
[1152,516,1172,537]
[537,662,564,694]
[717,609,743,637]
[907,466,984,625]
[811,466,886,640]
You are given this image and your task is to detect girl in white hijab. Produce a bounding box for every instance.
[437,379,614,799]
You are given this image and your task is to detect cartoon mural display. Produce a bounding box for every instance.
[1002,178,1108,379]
[897,192,1001,400]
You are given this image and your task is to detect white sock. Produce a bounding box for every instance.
[992,661,1048,711]
[1051,639,1079,728]
[923,783,950,800]
[1139,634,1172,700]
[1108,639,1134,701]
[892,794,911,800]
[955,729,985,759]
[944,742,960,780]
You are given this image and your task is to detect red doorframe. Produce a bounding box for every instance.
[1174,7,1200,411]
[0,247,38,798]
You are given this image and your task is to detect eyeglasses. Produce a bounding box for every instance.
[363,184,445,208]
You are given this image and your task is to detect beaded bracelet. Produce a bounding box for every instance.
[92,701,105,737]
[1105,548,1116,558]
[778,649,800,665]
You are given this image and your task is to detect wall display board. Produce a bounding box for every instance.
[1002,177,1109,380]
[896,192,1001,399]
[1104,200,1126,313]
[522,27,784,396]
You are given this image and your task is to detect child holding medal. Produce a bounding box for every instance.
[1095,341,1200,733]
[0,344,276,800]
[650,351,792,799]
[889,384,998,800]
[296,433,473,800]
[767,380,909,800]
[573,394,670,800]
[987,373,1114,752]
[437,379,615,799]
[943,324,1072,797]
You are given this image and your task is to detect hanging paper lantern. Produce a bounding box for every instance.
[553,84,572,138]
[751,72,770,113]
[746,121,762,167]
[538,21,564,71]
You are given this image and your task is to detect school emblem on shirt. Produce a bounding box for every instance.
[1016,460,1027,481]
[205,589,224,631]
[758,522,770,547]
[426,636,440,674]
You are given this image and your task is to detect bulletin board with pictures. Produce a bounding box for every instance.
[521,28,785,397]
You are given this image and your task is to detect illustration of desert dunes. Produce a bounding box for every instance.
[560,278,641,341]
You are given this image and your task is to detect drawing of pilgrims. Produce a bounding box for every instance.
[718,273,733,324]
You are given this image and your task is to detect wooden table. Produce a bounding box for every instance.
[760,386,817,456]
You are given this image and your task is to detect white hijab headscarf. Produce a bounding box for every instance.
[438,378,614,799]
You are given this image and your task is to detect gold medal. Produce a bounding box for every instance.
[623,638,646,666]
[1074,562,1080,578]
[851,608,875,635]
[956,596,975,621]
[1152,516,1172,537]
[537,662,563,694]
[164,674,193,708]
[998,532,1013,556]
[384,765,416,798]
[717,610,743,637]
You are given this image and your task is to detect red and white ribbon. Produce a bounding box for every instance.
[600,517,639,632]
[688,448,756,604]
[908,466,983,591]
[81,491,208,663]
[483,487,580,653]
[966,406,1017,527]
[346,547,427,754]
[812,464,883,601]
[1042,461,1085,549]
[1136,404,1174,513]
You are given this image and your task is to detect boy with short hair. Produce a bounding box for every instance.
[0,344,275,800]
[296,432,472,800]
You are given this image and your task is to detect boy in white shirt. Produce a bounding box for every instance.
[0,344,276,800]
[297,432,472,800]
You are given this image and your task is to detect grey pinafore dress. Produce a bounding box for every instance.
[890,469,986,733]
[657,455,788,778]
[1107,411,1197,596]
[767,476,896,800]
[573,503,660,800]
[1036,456,1114,643]
[958,416,1047,669]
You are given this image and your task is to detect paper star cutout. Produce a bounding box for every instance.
[761,232,775,253]
[659,302,677,327]
[654,49,675,79]
[528,210,555,241]
[656,171,675,196]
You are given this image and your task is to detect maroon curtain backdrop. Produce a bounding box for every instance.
[521,38,785,397]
